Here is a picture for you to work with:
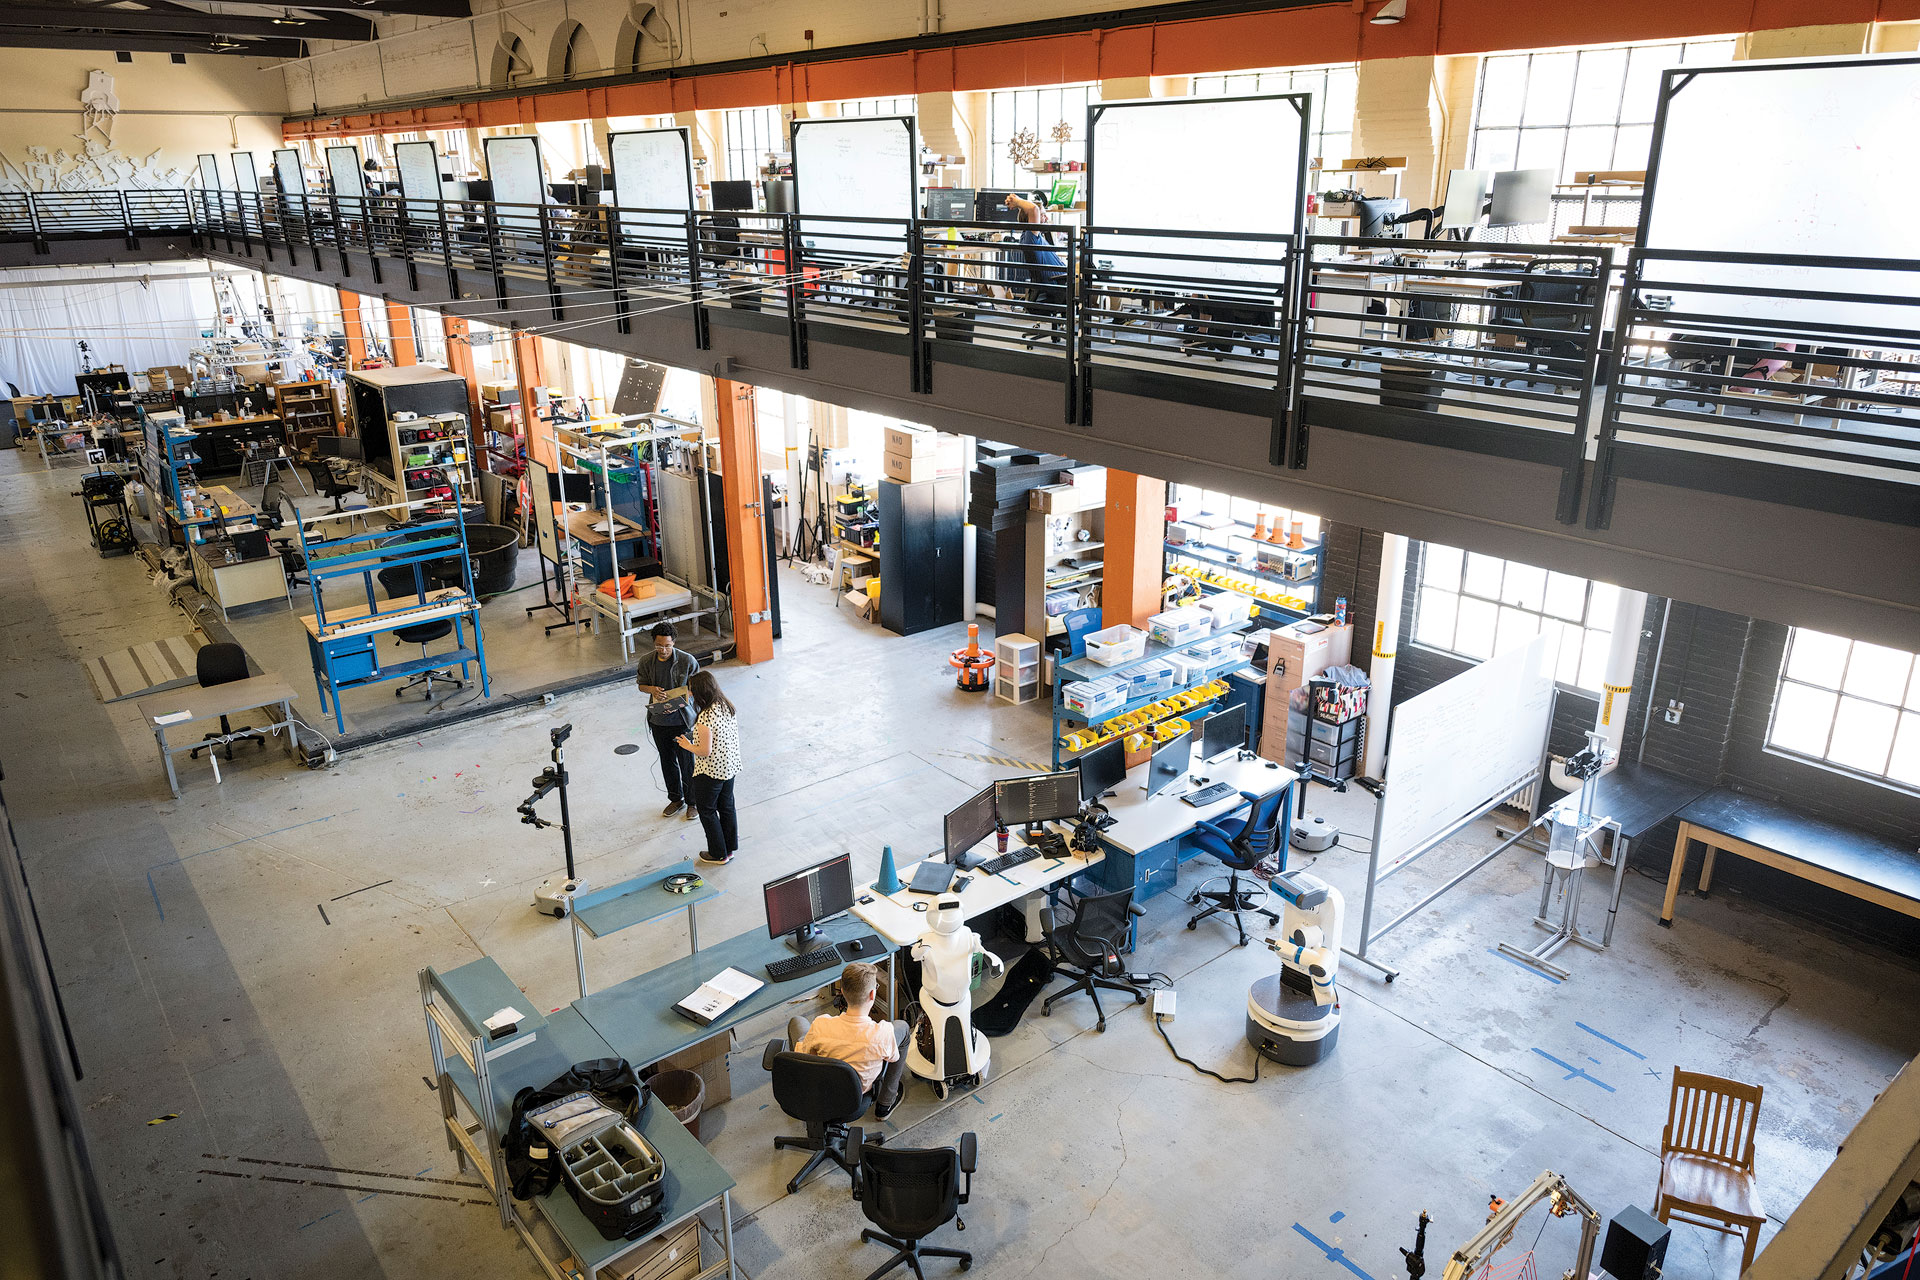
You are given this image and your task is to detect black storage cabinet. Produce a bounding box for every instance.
[877,476,963,636]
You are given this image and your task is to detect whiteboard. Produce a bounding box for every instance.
[1089,95,1306,283]
[484,135,546,234]
[272,148,307,218]
[394,140,440,220]
[1376,635,1553,865]
[1643,57,1920,330]
[608,128,693,244]
[792,115,916,262]
[527,459,560,564]
[326,144,366,211]
[197,154,220,190]
[231,152,259,193]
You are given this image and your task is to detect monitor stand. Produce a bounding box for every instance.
[786,923,824,953]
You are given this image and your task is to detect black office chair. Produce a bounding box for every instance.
[303,459,356,512]
[188,642,266,761]
[761,1038,885,1193]
[1041,886,1147,1032]
[375,565,467,700]
[259,480,309,600]
[1185,788,1288,946]
[850,1131,978,1280]
[1010,236,1068,350]
[1492,262,1596,388]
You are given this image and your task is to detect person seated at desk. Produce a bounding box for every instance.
[788,962,910,1119]
[1002,193,1065,287]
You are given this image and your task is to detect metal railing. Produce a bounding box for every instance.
[6,185,1917,530]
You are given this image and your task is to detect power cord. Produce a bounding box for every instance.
[1152,1013,1263,1084]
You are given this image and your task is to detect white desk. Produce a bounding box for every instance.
[853,836,1104,948]
[1097,754,1296,856]
[138,672,299,797]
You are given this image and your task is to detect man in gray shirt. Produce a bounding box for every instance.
[634,622,700,818]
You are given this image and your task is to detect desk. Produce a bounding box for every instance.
[300,585,486,732]
[587,577,699,661]
[854,839,1106,948]
[190,542,287,616]
[567,860,725,997]
[1661,789,1920,927]
[1092,755,1296,902]
[167,484,258,531]
[138,672,299,796]
[1569,762,1709,945]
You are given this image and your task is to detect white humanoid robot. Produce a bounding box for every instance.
[905,894,1004,1098]
[1246,870,1344,1065]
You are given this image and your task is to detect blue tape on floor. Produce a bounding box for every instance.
[1329,1211,1346,1224]
[1531,1048,1616,1092]
[1486,948,1562,983]
[1291,1224,1377,1280]
[1575,1021,1647,1059]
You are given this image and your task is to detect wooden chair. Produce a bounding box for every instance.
[1655,1069,1766,1270]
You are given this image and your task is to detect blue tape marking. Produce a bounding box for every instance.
[995,871,1019,885]
[298,1209,343,1231]
[147,870,164,922]
[988,1113,1003,1123]
[1329,1211,1346,1224]
[1645,1067,1664,1080]
[1587,1056,1601,1065]
[1576,1022,1648,1060]
[356,1193,377,1203]
[1486,948,1562,983]
[758,1104,768,1111]
[1291,1224,1378,1280]
[972,1094,987,1105]
[1531,1048,1616,1092]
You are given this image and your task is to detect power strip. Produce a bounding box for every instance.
[1152,989,1177,1021]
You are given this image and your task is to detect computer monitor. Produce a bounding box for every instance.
[925,186,975,221]
[763,853,855,950]
[1356,196,1410,238]
[316,435,364,460]
[975,190,1020,222]
[1200,704,1248,762]
[943,784,999,866]
[762,179,795,213]
[1146,730,1192,798]
[1488,169,1554,227]
[994,771,1082,828]
[711,179,755,211]
[1076,739,1128,801]
[1439,169,1491,229]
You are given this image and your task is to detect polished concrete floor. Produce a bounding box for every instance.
[4,444,1917,1280]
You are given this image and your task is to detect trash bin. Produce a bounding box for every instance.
[650,1068,706,1141]
[464,523,521,597]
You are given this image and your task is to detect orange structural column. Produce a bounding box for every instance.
[384,300,416,365]
[511,329,552,469]
[712,378,774,665]
[338,288,367,368]
[441,315,483,448]
[1102,469,1167,631]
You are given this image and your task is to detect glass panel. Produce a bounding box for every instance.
[1612,125,1653,171]
[1542,618,1579,684]
[1769,681,1837,757]
[1422,543,1463,589]
[1587,581,1618,627]
[1455,596,1498,659]
[1473,128,1519,172]
[1523,53,1577,127]
[1501,562,1546,611]
[1515,128,1568,175]
[1478,57,1528,129]
[1463,552,1504,599]
[1543,571,1586,621]
[1622,46,1682,123]
[1828,697,1898,773]
[1570,50,1628,126]
[1785,629,1851,687]
[1579,628,1609,693]
[1495,605,1542,657]
[1323,69,1358,131]
[1415,586,1458,650]
[1841,642,1913,703]
[1564,126,1617,179]
[1888,713,1920,787]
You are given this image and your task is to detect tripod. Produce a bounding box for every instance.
[520,723,595,995]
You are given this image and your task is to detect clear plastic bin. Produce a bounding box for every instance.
[1084,624,1147,667]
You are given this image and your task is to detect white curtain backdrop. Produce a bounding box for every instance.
[0,263,222,394]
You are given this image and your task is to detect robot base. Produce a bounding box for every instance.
[533,875,586,918]
[905,1021,991,1099]
[1245,972,1339,1066]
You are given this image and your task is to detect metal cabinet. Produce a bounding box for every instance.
[877,476,963,636]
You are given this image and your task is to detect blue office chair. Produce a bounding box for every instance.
[1061,606,1101,659]
[1186,789,1287,946]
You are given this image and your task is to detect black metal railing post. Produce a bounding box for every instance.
[785,214,810,370]
[28,192,49,254]
[908,222,928,394]
[608,207,630,335]
[687,212,710,350]
[363,194,383,286]
[537,203,562,321]
[396,200,417,292]
[1282,239,1312,468]
[119,189,137,250]
[1061,228,1081,425]
[483,203,507,307]
[1584,250,1646,531]
[326,192,350,275]
[436,199,456,297]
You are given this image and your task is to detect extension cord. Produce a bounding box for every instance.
[1152,989,1177,1021]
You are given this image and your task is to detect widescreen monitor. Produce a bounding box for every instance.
[1356,196,1409,238]
[1200,704,1248,762]
[1076,739,1128,800]
[711,179,756,211]
[1146,731,1192,798]
[763,853,855,946]
[994,771,1082,826]
[925,186,975,221]
[943,784,999,865]
[1439,169,1491,229]
[1488,169,1554,227]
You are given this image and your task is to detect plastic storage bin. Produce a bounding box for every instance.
[1200,592,1253,629]
[1163,651,1211,684]
[1084,624,1147,667]
[1148,607,1213,647]
[1124,658,1179,698]
[1063,675,1129,719]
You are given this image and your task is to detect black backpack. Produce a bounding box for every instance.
[503,1057,650,1201]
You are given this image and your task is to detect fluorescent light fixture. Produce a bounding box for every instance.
[1370,0,1406,22]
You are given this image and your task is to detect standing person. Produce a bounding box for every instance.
[677,670,740,865]
[634,623,699,819]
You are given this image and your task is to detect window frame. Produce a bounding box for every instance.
[985,83,1100,191]
[1190,64,1357,174]
[1410,542,1616,694]
[722,105,782,184]
[1763,628,1920,794]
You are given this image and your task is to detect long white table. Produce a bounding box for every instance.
[1096,753,1297,856]
[853,834,1104,948]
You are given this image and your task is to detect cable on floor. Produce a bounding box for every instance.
[1152,1013,1263,1085]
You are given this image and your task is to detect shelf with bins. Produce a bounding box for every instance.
[1029,497,1104,642]
[1051,619,1255,768]
[1166,535,1324,621]
[1052,668,1247,767]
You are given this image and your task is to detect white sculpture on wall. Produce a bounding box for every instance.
[0,69,189,193]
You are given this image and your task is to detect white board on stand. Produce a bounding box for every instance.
[791,115,916,262]
[393,140,440,220]
[231,152,259,193]
[326,144,366,206]
[608,128,693,245]
[484,135,545,233]
[1377,635,1553,866]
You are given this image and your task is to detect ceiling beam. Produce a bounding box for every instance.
[0,4,374,41]
[0,29,307,57]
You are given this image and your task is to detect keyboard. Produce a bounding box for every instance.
[974,845,1042,877]
[766,944,842,983]
[1183,781,1237,807]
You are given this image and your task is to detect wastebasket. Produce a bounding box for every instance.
[650,1068,706,1141]
[464,523,521,597]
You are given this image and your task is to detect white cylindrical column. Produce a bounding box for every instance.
[1362,533,1408,779]
[1595,588,1648,759]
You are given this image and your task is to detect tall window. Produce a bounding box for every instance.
[839,96,915,117]
[723,106,781,182]
[986,83,1099,190]
[1768,630,1920,789]
[1467,38,1736,181]
[1413,543,1616,692]
[1191,64,1357,168]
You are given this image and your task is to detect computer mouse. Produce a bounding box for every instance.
[1266,761,1280,769]
[848,938,865,954]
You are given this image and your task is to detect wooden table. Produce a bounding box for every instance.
[1661,788,1920,926]
[168,484,258,530]
[138,671,299,796]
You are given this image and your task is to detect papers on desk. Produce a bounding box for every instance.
[153,710,194,725]
[674,966,763,1026]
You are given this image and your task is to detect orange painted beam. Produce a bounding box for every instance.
[384,300,416,366]
[713,378,774,665]
[512,330,551,470]
[338,288,367,367]
[441,315,483,450]
[283,0,1920,140]
[1102,470,1167,632]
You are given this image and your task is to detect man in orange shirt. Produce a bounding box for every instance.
[789,962,910,1118]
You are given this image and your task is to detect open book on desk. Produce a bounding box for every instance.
[673,966,764,1026]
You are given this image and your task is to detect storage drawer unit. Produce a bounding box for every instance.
[995,632,1041,705]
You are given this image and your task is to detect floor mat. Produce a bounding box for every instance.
[973,948,1055,1038]
[82,633,206,702]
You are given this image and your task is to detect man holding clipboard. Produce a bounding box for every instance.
[634,623,700,819]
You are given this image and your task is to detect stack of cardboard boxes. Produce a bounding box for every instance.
[1257,618,1353,766]
[882,423,965,484]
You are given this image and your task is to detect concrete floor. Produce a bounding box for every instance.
[4,442,1917,1280]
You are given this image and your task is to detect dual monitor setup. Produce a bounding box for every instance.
[923,186,1074,224]
[1352,167,1555,238]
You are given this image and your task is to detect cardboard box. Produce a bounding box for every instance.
[883,441,963,484]
[1259,620,1352,763]
[481,380,519,405]
[649,1028,735,1108]
[1064,465,1106,498]
[605,1217,701,1280]
[883,423,939,456]
[1029,483,1100,515]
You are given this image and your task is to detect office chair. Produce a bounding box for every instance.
[851,1131,978,1280]
[258,481,309,603]
[1041,886,1147,1032]
[1010,237,1068,350]
[375,565,467,700]
[1491,262,1595,389]
[760,1038,886,1193]
[188,642,267,761]
[303,459,357,513]
[1186,788,1288,946]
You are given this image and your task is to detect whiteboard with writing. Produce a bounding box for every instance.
[792,115,915,262]
[1377,635,1553,865]
[272,148,307,214]
[608,128,692,243]
[326,144,366,204]
[394,140,440,220]
[197,154,220,190]
[484,134,546,233]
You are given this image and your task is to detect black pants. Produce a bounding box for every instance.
[650,721,696,804]
[692,774,738,857]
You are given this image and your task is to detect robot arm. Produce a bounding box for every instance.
[1438,1171,1600,1280]
[1266,872,1343,1006]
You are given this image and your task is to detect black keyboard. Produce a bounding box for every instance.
[1183,781,1236,807]
[766,945,842,983]
[974,845,1042,877]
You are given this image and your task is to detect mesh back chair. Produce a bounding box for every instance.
[303,459,356,512]
[259,481,308,603]
[761,1038,884,1193]
[1491,263,1595,388]
[375,565,467,700]
[851,1132,978,1280]
[1186,788,1287,945]
[188,642,266,760]
[1655,1070,1766,1270]
[1012,237,1068,350]
[1042,886,1147,1032]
